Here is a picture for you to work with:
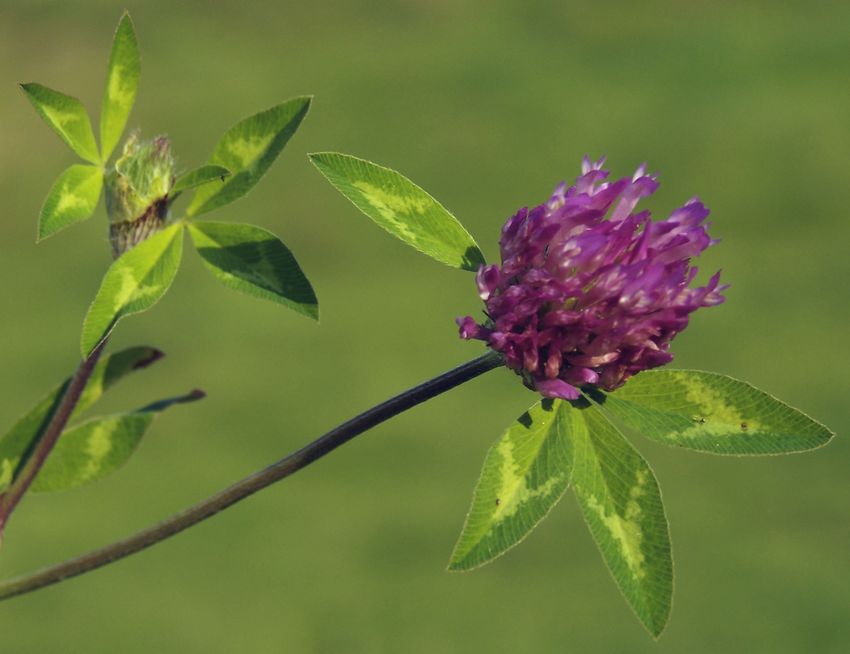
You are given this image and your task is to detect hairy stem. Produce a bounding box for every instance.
[0,350,503,601]
[0,340,108,537]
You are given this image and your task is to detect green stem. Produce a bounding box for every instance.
[0,350,503,601]
[0,340,108,538]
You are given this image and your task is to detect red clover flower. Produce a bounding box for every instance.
[458,157,727,400]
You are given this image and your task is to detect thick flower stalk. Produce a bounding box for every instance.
[458,157,727,401]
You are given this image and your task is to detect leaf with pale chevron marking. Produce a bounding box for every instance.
[81,223,184,357]
[570,402,672,637]
[38,164,103,241]
[100,11,140,161]
[188,221,317,320]
[32,389,204,493]
[21,83,100,164]
[186,97,311,217]
[309,152,486,271]
[449,398,573,570]
[594,370,834,455]
[0,346,163,494]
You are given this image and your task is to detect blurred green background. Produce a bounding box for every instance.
[1,1,848,651]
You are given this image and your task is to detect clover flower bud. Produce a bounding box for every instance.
[105,132,174,257]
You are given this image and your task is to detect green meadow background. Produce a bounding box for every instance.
[1,1,848,652]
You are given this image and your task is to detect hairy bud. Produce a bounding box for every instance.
[105,132,175,257]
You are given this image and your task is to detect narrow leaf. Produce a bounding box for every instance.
[21,83,100,164]
[449,399,573,571]
[186,97,311,217]
[100,11,141,161]
[187,221,317,320]
[309,152,485,271]
[0,346,163,493]
[38,164,103,241]
[596,370,834,455]
[32,389,204,493]
[570,402,672,637]
[171,165,231,194]
[81,223,184,357]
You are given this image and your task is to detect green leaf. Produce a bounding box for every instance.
[570,402,672,638]
[187,221,318,320]
[81,223,184,357]
[32,389,204,493]
[0,346,164,493]
[171,165,231,195]
[449,399,573,571]
[309,152,485,271]
[186,97,311,217]
[75,346,165,416]
[99,11,141,161]
[20,83,100,164]
[595,370,835,455]
[38,164,103,241]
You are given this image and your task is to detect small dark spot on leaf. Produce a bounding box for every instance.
[692,415,706,424]
[495,498,501,506]
[740,422,748,431]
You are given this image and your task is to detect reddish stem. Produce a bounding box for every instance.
[0,340,107,538]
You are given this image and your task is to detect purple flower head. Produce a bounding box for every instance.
[458,157,727,401]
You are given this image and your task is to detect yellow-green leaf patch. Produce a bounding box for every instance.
[99,11,141,161]
[449,399,573,570]
[38,164,103,241]
[597,370,834,455]
[0,346,163,493]
[81,223,184,357]
[21,83,100,164]
[32,389,203,493]
[570,403,672,637]
[186,97,311,217]
[309,152,486,271]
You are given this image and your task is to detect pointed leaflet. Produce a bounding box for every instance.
[20,83,100,164]
[185,97,311,217]
[0,347,163,493]
[309,152,485,272]
[81,223,184,357]
[38,164,103,241]
[100,12,141,161]
[171,165,231,195]
[596,370,834,455]
[187,221,317,320]
[32,389,204,493]
[570,402,672,637]
[449,399,573,570]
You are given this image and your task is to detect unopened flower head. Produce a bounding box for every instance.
[458,157,727,401]
[105,132,175,257]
